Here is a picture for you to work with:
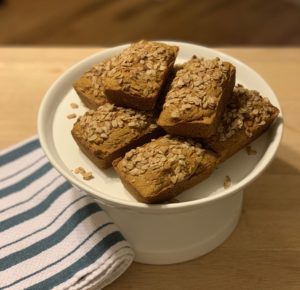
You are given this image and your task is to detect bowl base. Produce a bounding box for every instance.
[99,191,243,265]
[134,207,240,264]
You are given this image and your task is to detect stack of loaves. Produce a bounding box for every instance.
[71,40,279,204]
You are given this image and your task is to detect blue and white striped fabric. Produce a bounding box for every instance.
[0,137,134,290]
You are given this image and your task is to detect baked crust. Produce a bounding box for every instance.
[205,84,280,161]
[71,104,164,169]
[157,56,236,138]
[103,40,179,111]
[113,135,218,203]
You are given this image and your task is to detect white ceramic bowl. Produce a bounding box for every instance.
[38,41,283,264]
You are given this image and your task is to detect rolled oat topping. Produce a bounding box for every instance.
[104,40,178,98]
[163,56,232,119]
[121,135,204,184]
[81,60,110,99]
[217,84,277,141]
[77,103,157,145]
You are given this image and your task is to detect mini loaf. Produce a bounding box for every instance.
[157,56,236,138]
[205,84,280,161]
[103,40,179,111]
[113,135,218,204]
[71,103,163,169]
[73,61,109,110]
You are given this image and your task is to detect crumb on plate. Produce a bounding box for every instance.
[224,175,231,189]
[83,171,94,180]
[70,102,79,109]
[67,113,77,119]
[246,145,257,155]
[74,166,94,180]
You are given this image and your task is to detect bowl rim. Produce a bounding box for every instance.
[38,41,283,213]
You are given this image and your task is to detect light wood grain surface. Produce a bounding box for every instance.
[1,47,299,290]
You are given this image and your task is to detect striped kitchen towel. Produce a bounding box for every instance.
[0,137,134,290]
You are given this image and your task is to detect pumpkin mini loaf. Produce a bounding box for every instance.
[113,135,218,204]
[103,40,179,111]
[205,84,279,162]
[157,56,236,138]
[71,103,163,169]
[73,61,110,110]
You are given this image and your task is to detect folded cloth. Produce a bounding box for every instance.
[0,137,134,290]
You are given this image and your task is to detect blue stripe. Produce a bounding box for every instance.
[0,181,71,232]
[0,155,46,182]
[0,162,53,198]
[26,231,125,290]
[1,222,113,289]
[0,139,40,167]
[0,195,86,251]
[0,175,61,215]
[0,202,101,271]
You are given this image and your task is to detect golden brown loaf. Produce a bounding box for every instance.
[103,40,179,111]
[73,61,109,110]
[157,56,236,138]
[205,84,280,161]
[113,135,218,204]
[71,103,163,169]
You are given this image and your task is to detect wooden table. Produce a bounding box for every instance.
[1,47,299,290]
